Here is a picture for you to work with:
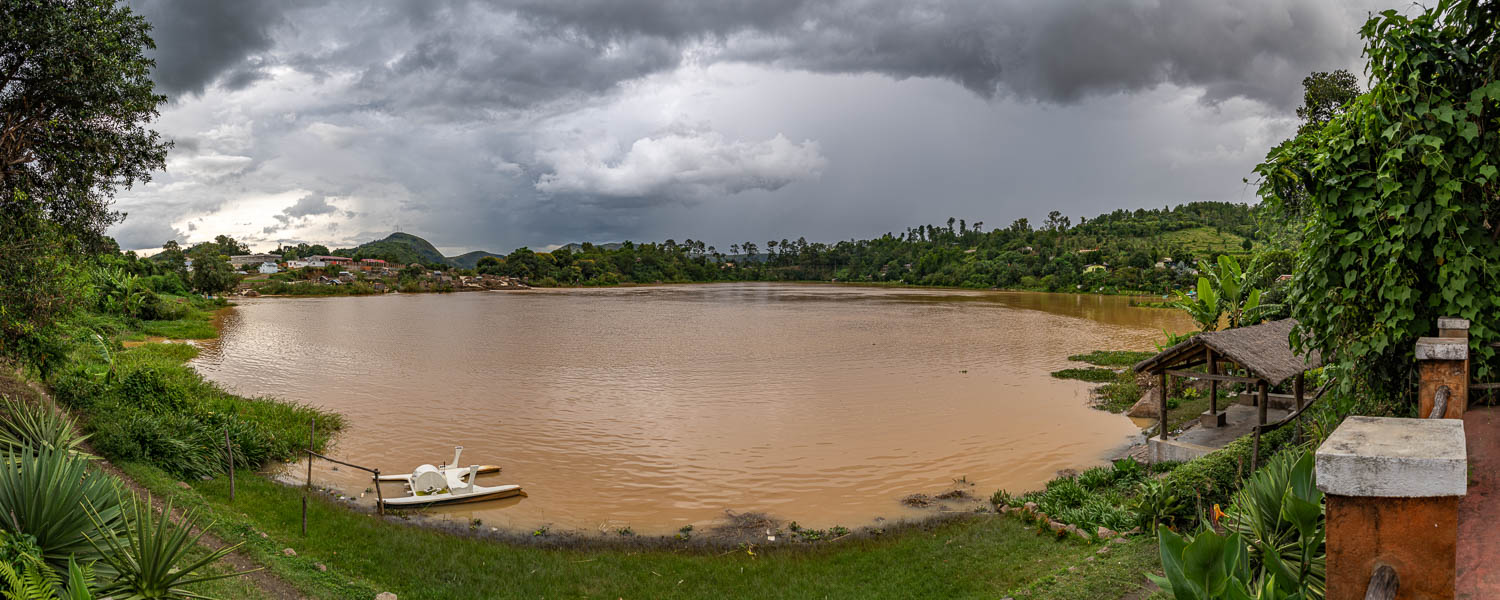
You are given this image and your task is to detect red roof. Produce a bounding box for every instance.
[309,255,351,261]
[360,258,386,263]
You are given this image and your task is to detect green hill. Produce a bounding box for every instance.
[449,250,503,269]
[338,232,453,266]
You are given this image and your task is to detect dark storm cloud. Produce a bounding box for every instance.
[503,0,1365,109]
[109,216,182,250]
[129,0,300,96]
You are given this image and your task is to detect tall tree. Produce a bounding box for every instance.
[1256,0,1500,409]
[0,0,168,367]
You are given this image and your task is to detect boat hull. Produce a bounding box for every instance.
[379,484,525,507]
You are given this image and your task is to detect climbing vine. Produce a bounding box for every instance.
[1255,0,1500,409]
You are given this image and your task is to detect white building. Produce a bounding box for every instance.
[259,263,279,274]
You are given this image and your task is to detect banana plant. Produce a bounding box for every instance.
[1172,276,1222,332]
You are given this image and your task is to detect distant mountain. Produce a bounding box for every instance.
[448,250,503,269]
[556,242,625,253]
[336,233,509,268]
[339,232,451,266]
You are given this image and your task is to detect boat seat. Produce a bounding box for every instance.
[410,465,446,494]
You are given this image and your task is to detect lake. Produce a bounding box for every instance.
[190,283,1190,534]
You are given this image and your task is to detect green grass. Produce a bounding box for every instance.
[1051,368,1119,383]
[136,308,219,339]
[1157,227,1251,255]
[1094,371,1143,413]
[119,462,1161,600]
[1066,351,1156,368]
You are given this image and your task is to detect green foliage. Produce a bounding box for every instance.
[1076,466,1115,491]
[184,248,238,295]
[1223,451,1326,599]
[84,494,251,599]
[1066,350,1156,367]
[1131,480,1188,532]
[1112,457,1146,482]
[1255,1,1500,402]
[1049,368,1118,383]
[1159,426,1294,514]
[52,340,341,478]
[0,396,89,456]
[0,448,124,573]
[0,0,168,371]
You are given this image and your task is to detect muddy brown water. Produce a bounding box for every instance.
[190,283,1191,534]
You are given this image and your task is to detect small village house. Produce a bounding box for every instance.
[258,262,279,274]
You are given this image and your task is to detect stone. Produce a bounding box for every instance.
[175,481,191,490]
[1048,521,1067,533]
[1096,526,1117,539]
[1111,536,1130,545]
[1022,502,1038,513]
[1315,416,1467,498]
[1096,546,1111,555]
[315,563,327,572]
[376,593,398,600]
[259,532,269,538]
[1437,317,1470,331]
[1414,337,1468,361]
[281,548,297,557]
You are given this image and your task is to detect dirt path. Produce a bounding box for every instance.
[4,372,306,600]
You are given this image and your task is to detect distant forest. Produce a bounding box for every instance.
[473,201,1285,295]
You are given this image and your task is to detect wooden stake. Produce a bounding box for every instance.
[373,469,384,517]
[303,419,314,535]
[225,427,235,502]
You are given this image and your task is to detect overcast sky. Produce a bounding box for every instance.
[108,0,1387,255]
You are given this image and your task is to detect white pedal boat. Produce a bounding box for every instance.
[376,446,501,482]
[378,446,525,508]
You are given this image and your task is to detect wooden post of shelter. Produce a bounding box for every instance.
[1253,380,1267,471]
[1293,372,1305,444]
[1207,348,1218,421]
[1159,370,1168,440]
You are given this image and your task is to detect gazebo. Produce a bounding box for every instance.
[1132,318,1324,467]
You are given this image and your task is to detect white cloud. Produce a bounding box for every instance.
[165,153,253,179]
[535,129,826,200]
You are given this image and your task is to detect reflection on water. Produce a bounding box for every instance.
[192,283,1190,533]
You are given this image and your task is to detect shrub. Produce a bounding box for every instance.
[1077,466,1114,491]
[88,409,219,480]
[1131,480,1188,532]
[0,448,124,572]
[1111,457,1145,483]
[1037,478,1088,516]
[1158,425,1295,513]
[116,367,190,414]
[1050,368,1118,383]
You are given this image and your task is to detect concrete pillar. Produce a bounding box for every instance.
[1438,316,1470,339]
[1417,337,1469,419]
[1317,416,1467,600]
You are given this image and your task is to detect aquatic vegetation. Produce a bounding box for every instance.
[1050,368,1119,383]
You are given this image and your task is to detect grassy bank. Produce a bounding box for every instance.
[120,461,1160,600]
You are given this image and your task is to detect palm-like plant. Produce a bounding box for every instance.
[84,494,255,599]
[1171,276,1222,332]
[1197,255,1285,329]
[0,449,123,572]
[0,396,91,456]
[1222,451,1326,599]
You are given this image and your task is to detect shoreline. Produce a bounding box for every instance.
[197,285,1165,545]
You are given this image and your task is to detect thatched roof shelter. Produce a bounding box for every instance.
[1133,318,1323,386]
[1134,318,1324,469]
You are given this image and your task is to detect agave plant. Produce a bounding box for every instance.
[84,494,255,599]
[0,396,91,456]
[1222,451,1326,599]
[0,449,124,572]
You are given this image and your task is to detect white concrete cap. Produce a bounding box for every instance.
[1415,337,1468,360]
[1316,416,1466,498]
[1437,317,1470,330]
